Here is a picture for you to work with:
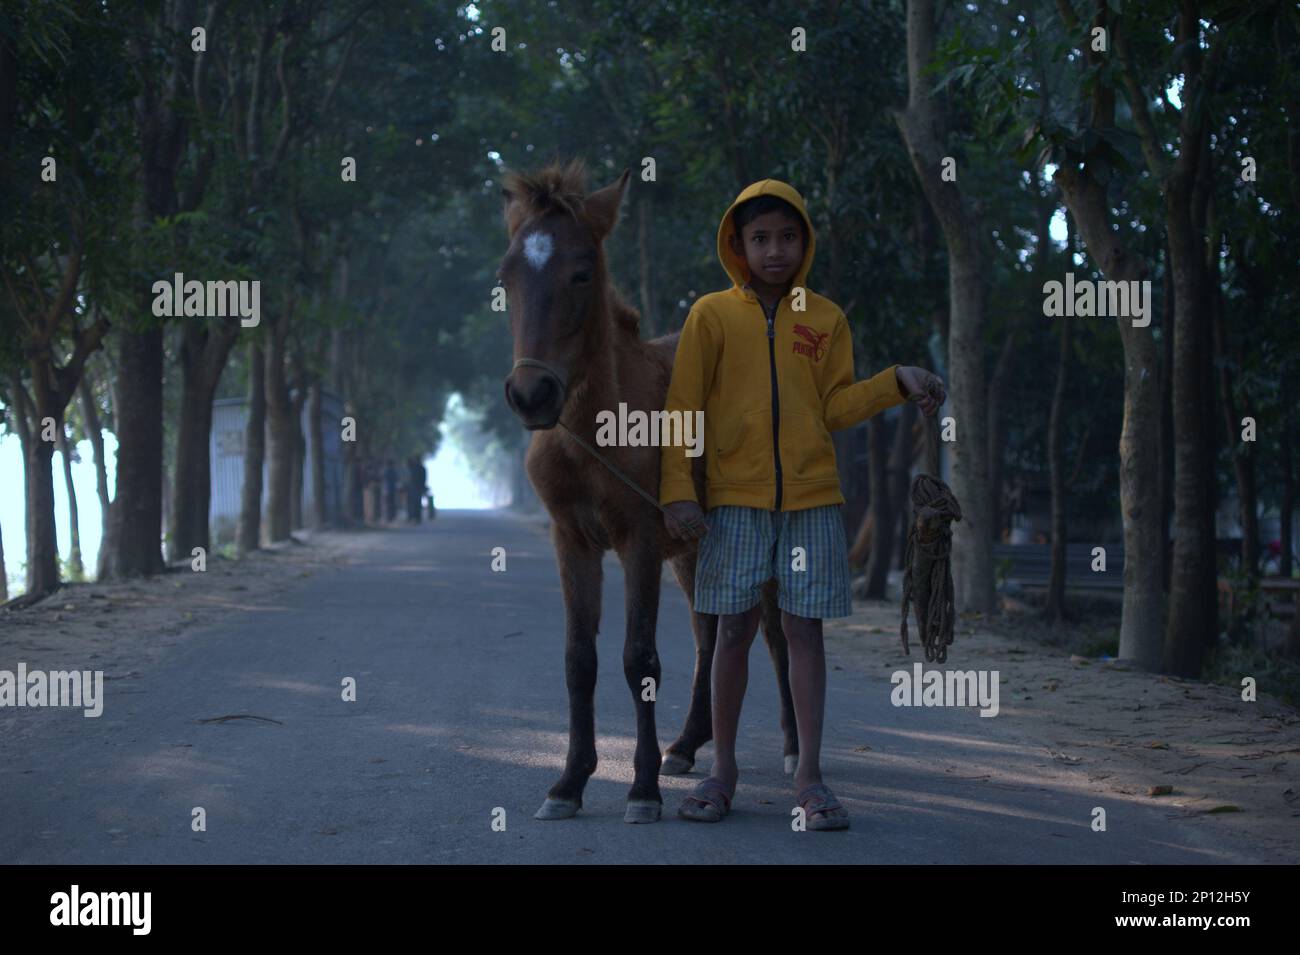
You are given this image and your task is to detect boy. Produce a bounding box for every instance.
[659,179,945,829]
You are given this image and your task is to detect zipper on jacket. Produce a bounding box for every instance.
[765,302,783,511]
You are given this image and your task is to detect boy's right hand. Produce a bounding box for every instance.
[664,500,708,541]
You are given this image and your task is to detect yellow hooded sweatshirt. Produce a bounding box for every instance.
[659,178,905,511]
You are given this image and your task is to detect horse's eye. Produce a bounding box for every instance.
[572,271,591,285]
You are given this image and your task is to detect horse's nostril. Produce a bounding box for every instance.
[507,375,557,417]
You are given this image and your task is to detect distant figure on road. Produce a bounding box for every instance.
[362,459,380,523]
[406,456,427,523]
[383,458,398,522]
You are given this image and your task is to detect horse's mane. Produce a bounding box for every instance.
[501,157,590,235]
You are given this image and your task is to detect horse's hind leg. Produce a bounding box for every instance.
[759,578,799,774]
[661,552,717,775]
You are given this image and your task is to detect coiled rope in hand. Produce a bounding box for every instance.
[899,454,963,663]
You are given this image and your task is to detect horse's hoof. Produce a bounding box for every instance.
[534,797,581,820]
[624,800,662,824]
[660,753,694,775]
[784,754,799,775]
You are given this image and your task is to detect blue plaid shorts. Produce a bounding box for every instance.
[693,504,854,619]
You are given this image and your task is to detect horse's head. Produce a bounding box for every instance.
[498,158,630,429]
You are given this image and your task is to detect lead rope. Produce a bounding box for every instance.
[899,382,963,663]
[555,419,705,541]
[510,358,706,542]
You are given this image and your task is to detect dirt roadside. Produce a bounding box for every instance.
[824,593,1300,864]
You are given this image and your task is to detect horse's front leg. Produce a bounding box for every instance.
[620,536,665,823]
[535,525,603,820]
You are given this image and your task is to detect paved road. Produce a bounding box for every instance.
[0,510,1251,863]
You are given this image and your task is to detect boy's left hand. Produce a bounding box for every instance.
[895,366,946,416]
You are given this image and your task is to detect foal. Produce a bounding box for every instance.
[499,159,798,823]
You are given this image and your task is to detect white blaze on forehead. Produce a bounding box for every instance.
[522,231,554,270]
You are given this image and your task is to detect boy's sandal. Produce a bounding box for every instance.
[678,777,733,822]
[797,783,850,831]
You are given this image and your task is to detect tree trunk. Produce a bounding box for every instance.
[838,428,868,551]
[1211,240,1258,581]
[862,414,893,597]
[1103,0,1220,674]
[104,327,165,578]
[891,400,920,571]
[857,402,920,581]
[236,341,266,554]
[1164,163,1218,676]
[169,321,237,563]
[0,521,7,602]
[8,245,101,596]
[55,420,83,580]
[0,24,16,186]
[986,330,1016,544]
[100,355,121,574]
[288,381,307,531]
[170,370,214,564]
[10,306,100,598]
[1043,314,1072,622]
[1281,375,1295,579]
[7,374,33,598]
[78,374,111,580]
[106,0,195,580]
[309,381,327,528]
[924,327,942,477]
[848,509,874,568]
[943,259,991,613]
[24,438,61,597]
[265,316,294,542]
[1159,244,1175,593]
[893,0,994,615]
[1053,166,1163,670]
[341,400,360,526]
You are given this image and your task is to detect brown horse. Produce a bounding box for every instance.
[499,158,798,823]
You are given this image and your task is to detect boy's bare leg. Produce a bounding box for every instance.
[709,603,765,794]
[780,609,827,790]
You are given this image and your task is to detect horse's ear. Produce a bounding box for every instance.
[584,167,631,240]
[501,186,521,235]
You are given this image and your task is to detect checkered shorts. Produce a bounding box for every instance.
[693,504,854,619]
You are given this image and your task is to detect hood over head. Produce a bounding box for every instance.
[715,178,817,298]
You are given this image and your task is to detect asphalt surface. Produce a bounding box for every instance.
[0,509,1253,863]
